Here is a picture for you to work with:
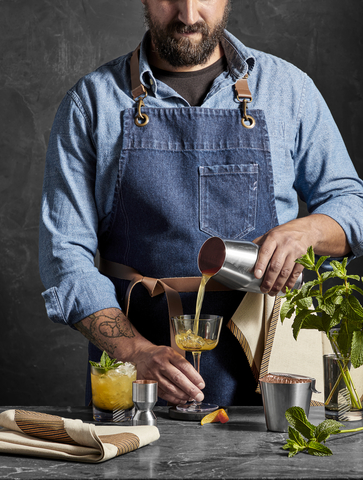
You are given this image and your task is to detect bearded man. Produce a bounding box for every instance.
[39,0,363,409]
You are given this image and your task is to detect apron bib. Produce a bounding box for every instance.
[87,56,279,407]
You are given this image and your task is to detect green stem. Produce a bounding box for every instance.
[317,269,323,295]
[329,339,362,410]
[347,371,362,409]
[324,371,343,406]
[339,427,363,434]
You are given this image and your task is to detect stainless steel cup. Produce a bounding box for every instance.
[259,373,318,432]
[132,380,158,426]
[198,237,303,294]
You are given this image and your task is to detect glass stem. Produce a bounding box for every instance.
[192,351,202,406]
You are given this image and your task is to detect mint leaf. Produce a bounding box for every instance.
[321,311,340,334]
[282,427,308,457]
[320,271,336,281]
[335,320,353,356]
[300,279,319,297]
[351,284,363,297]
[332,295,344,306]
[315,255,330,271]
[280,299,294,322]
[288,426,308,447]
[330,260,348,279]
[319,301,336,317]
[307,441,333,456]
[285,407,316,440]
[296,296,313,310]
[301,314,325,331]
[342,257,348,269]
[295,257,315,270]
[89,360,101,367]
[294,246,315,270]
[347,275,361,282]
[315,419,343,443]
[282,440,300,458]
[347,295,363,320]
[292,310,314,339]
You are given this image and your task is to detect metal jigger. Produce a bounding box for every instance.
[132,380,158,426]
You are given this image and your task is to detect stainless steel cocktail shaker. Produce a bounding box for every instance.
[198,237,303,294]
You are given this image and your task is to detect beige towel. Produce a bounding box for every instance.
[0,409,159,463]
[227,292,363,406]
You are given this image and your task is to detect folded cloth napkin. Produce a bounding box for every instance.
[0,409,160,463]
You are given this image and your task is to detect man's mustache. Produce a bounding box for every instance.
[168,21,209,36]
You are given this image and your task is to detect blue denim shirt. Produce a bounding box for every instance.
[39,30,363,326]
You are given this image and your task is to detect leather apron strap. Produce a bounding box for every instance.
[130,44,146,99]
[98,257,231,357]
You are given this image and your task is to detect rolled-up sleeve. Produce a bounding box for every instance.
[293,76,363,258]
[39,93,120,326]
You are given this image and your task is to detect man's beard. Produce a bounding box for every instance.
[144,2,230,68]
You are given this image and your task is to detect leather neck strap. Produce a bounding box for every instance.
[130,44,146,99]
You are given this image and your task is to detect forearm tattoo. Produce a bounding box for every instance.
[75,311,135,355]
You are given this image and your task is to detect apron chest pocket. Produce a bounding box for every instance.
[199,163,258,239]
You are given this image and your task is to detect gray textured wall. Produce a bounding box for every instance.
[1,0,362,406]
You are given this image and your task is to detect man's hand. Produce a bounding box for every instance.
[129,344,205,405]
[253,214,351,296]
[75,308,205,404]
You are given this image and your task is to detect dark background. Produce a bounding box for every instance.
[1,0,362,406]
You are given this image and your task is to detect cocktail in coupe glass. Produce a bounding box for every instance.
[90,360,137,422]
[172,314,223,413]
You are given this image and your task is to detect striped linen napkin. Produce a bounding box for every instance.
[0,409,159,463]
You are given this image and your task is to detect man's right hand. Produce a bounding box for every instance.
[130,343,205,405]
[74,307,205,405]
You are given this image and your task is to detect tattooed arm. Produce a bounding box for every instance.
[74,308,205,404]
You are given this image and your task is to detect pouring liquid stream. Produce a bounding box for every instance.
[174,270,218,352]
[193,272,213,336]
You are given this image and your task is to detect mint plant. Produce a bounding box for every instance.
[280,247,363,410]
[283,406,363,457]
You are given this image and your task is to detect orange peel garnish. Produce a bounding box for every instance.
[201,408,229,425]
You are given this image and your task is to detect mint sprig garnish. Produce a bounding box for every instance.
[89,351,124,372]
[283,406,363,457]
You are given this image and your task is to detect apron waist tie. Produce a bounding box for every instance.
[98,257,231,357]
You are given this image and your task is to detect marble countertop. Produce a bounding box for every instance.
[0,405,362,479]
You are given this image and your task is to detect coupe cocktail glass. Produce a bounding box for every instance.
[172,314,223,413]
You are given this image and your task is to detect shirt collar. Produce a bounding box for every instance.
[138,29,256,95]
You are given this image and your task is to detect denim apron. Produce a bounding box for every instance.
[87,59,279,407]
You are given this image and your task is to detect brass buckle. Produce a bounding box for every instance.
[240,98,256,129]
[134,90,149,128]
